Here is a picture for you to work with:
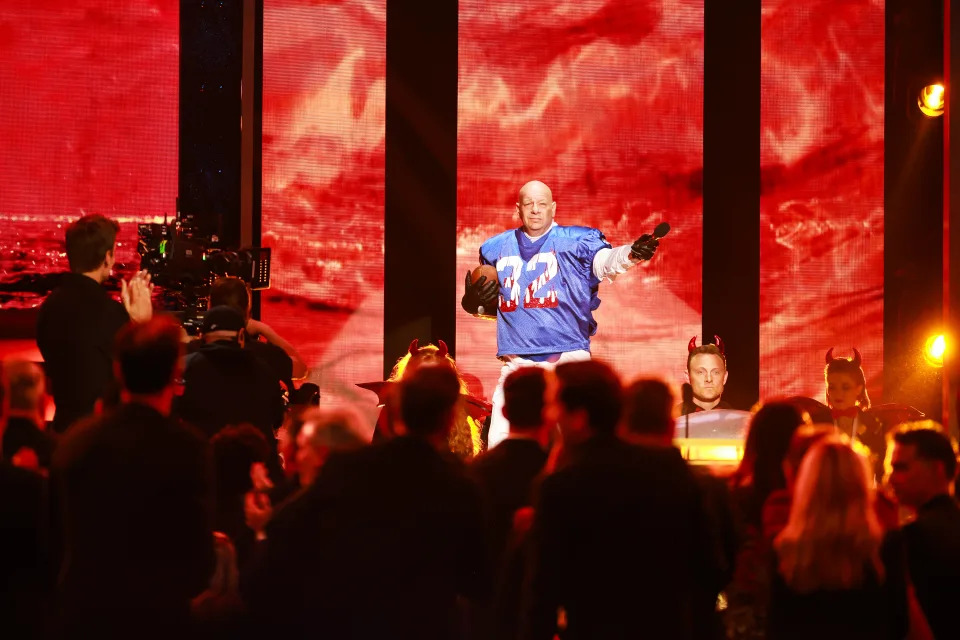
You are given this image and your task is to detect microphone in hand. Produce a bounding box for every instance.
[631,222,670,261]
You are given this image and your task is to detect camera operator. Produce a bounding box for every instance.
[199,277,307,396]
[175,306,285,451]
[37,214,154,433]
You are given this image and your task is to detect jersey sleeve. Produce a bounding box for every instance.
[574,228,613,270]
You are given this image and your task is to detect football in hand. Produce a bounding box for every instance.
[471,264,499,287]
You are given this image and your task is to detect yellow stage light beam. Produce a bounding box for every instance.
[918,83,945,117]
[924,333,946,368]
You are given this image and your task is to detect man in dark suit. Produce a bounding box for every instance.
[1,359,55,470]
[471,367,549,564]
[523,361,719,640]
[469,367,549,639]
[622,377,737,640]
[37,214,154,433]
[0,456,50,638]
[248,361,488,639]
[52,316,213,638]
[888,424,960,640]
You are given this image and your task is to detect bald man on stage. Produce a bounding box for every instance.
[462,180,662,448]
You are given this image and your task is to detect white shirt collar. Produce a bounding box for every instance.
[521,221,558,242]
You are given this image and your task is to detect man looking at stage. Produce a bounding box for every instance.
[678,339,733,415]
[206,276,307,394]
[461,180,661,448]
[52,316,213,637]
[887,424,960,640]
[37,214,154,433]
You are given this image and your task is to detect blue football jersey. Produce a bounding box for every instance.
[479,225,611,356]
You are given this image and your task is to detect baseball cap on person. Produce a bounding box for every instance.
[201,305,246,334]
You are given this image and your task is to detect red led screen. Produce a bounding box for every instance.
[260,0,385,413]
[457,0,705,400]
[759,0,884,401]
[0,1,178,308]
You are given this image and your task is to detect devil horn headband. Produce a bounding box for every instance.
[689,335,726,358]
[825,347,863,368]
[437,340,449,359]
[408,339,419,355]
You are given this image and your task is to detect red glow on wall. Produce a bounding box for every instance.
[456,0,705,400]
[260,0,385,412]
[0,1,178,307]
[759,0,884,401]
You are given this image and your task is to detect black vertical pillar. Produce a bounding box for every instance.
[179,0,244,246]
[242,0,264,318]
[947,0,958,435]
[702,1,762,410]
[884,0,944,418]
[383,1,458,378]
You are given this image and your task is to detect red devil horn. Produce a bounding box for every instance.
[688,336,698,352]
[825,348,835,364]
[851,348,862,368]
[408,339,419,356]
[437,340,449,359]
[713,335,725,358]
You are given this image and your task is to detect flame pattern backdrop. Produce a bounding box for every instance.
[456,0,705,400]
[0,0,885,409]
[0,1,178,308]
[759,0,884,402]
[260,0,385,412]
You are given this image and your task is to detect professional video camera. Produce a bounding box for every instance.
[137,213,271,333]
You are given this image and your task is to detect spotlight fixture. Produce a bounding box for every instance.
[923,333,946,367]
[918,83,945,117]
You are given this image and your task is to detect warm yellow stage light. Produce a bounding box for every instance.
[675,438,744,464]
[918,84,945,117]
[924,334,946,367]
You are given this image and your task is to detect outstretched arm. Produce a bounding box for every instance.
[592,234,660,282]
[461,270,498,319]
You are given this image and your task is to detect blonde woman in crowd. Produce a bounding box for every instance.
[769,438,909,639]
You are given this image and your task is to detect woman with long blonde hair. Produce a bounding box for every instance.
[768,438,908,639]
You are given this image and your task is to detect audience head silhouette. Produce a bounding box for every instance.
[296,405,368,486]
[398,360,462,438]
[622,377,676,442]
[503,366,547,433]
[113,315,183,400]
[552,360,622,438]
[209,277,252,319]
[65,214,119,280]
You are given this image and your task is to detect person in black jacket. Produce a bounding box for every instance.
[523,361,719,640]
[887,423,960,640]
[247,361,488,639]
[471,367,549,565]
[469,367,549,639]
[621,377,737,640]
[0,457,51,638]
[175,306,285,445]
[205,276,307,395]
[36,214,154,433]
[1,359,55,470]
[52,316,214,638]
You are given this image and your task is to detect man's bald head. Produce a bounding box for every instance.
[518,180,553,203]
[516,180,556,237]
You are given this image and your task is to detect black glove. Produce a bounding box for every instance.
[462,271,498,314]
[630,234,660,262]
